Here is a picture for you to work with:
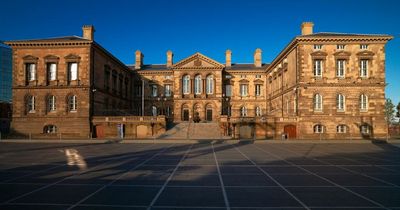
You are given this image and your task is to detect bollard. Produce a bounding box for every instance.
[29,133,32,140]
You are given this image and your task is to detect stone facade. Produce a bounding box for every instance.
[5,23,393,139]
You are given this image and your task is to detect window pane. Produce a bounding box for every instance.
[69,63,78,80]
[49,63,57,81]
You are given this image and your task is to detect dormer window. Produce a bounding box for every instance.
[337,45,345,50]
[314,44,323,50]
[360,44,368,50]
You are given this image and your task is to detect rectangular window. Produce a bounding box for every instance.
[255,75,261,78]
[164,84,171,96]
[152,85,158,97]
[360,44,368,50]
[225,85,232,97]
[240,84,248,96]
[337,44,345,50]
[314,44,322,50]
[314,60,323,77]
[336,60,346,77]
[47,63,57,81]
[119,77,123,95]
[112,74,117,93]
[68,63,78,81]
[104,70,110,91]
[240,75,246,78]
[164,75,172,79]
[135,85,142,96]
[255,84,262,96]
[225,75,232,79]
[360,59,368,77]
[26,63,36,81]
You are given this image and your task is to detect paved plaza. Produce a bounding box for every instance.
[0,142,399,210]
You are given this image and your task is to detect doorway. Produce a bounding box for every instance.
[284,125,296,139]
[183,109,189,121]
[206,109,212,121]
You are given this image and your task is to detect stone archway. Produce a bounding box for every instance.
[182,104,190,121]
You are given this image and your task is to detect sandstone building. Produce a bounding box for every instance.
[5,23,393,139]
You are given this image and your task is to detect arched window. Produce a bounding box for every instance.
[48,95,56,112]
[182,75,190,94]
[337,124,347,133]
[360,94,368,111]
[255,106,262,117]
[27,95,35,113]
[206,75,214,94]
[313,124,324,133]
[44,125,57,134]
[194,75,202,94]
[337,94,345,111]
[152,106,157,116]
[240,106,247,117]
[68,95,77,112]
[313,94,323,111]
[360,124,370,134]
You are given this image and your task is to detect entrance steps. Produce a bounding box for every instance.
[157,122,230,140]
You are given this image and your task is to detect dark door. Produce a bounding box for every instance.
[95,125,105,138]
[284,125,296,139]
[183,110,189,121]
[206,109,212,121]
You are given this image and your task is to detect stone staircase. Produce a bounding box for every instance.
[157,122,230,140]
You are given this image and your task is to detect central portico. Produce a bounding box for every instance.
[172,52,224,122]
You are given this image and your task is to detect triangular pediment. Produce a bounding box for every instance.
[173,53,224,69]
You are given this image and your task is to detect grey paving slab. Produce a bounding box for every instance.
[349,187,400,207]
[226,187,303,207]
[1,142,400,209]
[222,174,277,186]
[287,186,380,208]
[11,185,102,205]
[154,186,226,207]
[81,186,161,206]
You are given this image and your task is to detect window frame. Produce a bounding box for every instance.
[337,94,345,111]
[206,75,214,94]
[313,124,324,133]
[67,62,78,81]
[313,93,323,111]
[314,59,323,78]
[68,95,77,112]
[182,75,190,94]
[240,84,248,97]
[336,59,346,78]
[360,59,368,78]
[194,75,202,95]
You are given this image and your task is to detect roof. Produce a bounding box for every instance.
[5,36,90,43]
[128,64,168,71]
[227,63,269,70]
[297,32,392,38]
[130,63,269,71]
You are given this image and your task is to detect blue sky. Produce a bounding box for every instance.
[1,0,399,105]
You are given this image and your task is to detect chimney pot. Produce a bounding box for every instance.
[167,50,173,68]
[82,25,95,40]
[301,22,314,35]
[254,48,262,68]
[225,49,232,68]
[135,50,143,69]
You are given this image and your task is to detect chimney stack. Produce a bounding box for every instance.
[135,50,143,70]
[301,22,314,35]
[166,50,173,68]
[254,48,262,68]
[225,49,232,68]
[82,25,95,40]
